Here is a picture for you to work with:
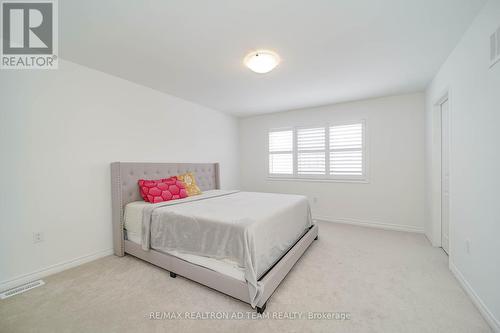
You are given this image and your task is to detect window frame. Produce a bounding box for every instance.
[267,120,368,183]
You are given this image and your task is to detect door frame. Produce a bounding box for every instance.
[432,90,452,255]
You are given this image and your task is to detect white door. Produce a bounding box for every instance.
[441,99,450,255]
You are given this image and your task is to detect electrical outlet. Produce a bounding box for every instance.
[33,232,44,244]
[465,239,471,254]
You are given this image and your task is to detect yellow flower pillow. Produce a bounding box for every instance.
[177,172,202,196]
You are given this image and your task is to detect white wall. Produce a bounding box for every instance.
[425,0,500,329]
[0,60,239,289]
[239,93,426,233]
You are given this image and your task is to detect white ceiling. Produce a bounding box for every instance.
[61,0,486,116]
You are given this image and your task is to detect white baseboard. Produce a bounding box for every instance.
[0,248,113,292]
[314,216,424,233]
[449,261,500,332]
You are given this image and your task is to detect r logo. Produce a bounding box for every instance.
[2,2,53,54]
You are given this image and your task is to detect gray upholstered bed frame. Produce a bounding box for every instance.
[110,162,318,312]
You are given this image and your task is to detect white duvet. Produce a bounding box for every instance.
[141,190,312,307]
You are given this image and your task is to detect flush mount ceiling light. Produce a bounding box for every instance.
[244,50,280,74]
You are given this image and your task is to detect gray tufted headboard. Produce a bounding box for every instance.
[110,162,220,256]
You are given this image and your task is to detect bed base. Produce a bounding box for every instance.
[111,162,318,313]
[257,303,267,314]
[167,267,269,311]
[124,224,318,311]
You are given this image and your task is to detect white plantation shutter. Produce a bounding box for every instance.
[268,122,366,180]
[269,130,293,174]
[269,130,293,152]
[329,123,364,176]
[269,154,293,174]
[297,127,326,175]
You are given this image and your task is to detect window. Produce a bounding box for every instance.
[297,127,326,176]
[329,123,363,177]
[268,130,293,175]
[268,121,366,181]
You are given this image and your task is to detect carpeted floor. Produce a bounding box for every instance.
[0,222,491,333]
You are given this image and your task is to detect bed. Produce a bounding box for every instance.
[111,162,319,313]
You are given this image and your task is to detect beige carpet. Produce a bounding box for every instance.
[0,222,491,333]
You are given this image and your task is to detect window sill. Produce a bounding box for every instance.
[266,177,369,184]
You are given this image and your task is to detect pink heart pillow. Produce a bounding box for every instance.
[138,177,188,203]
